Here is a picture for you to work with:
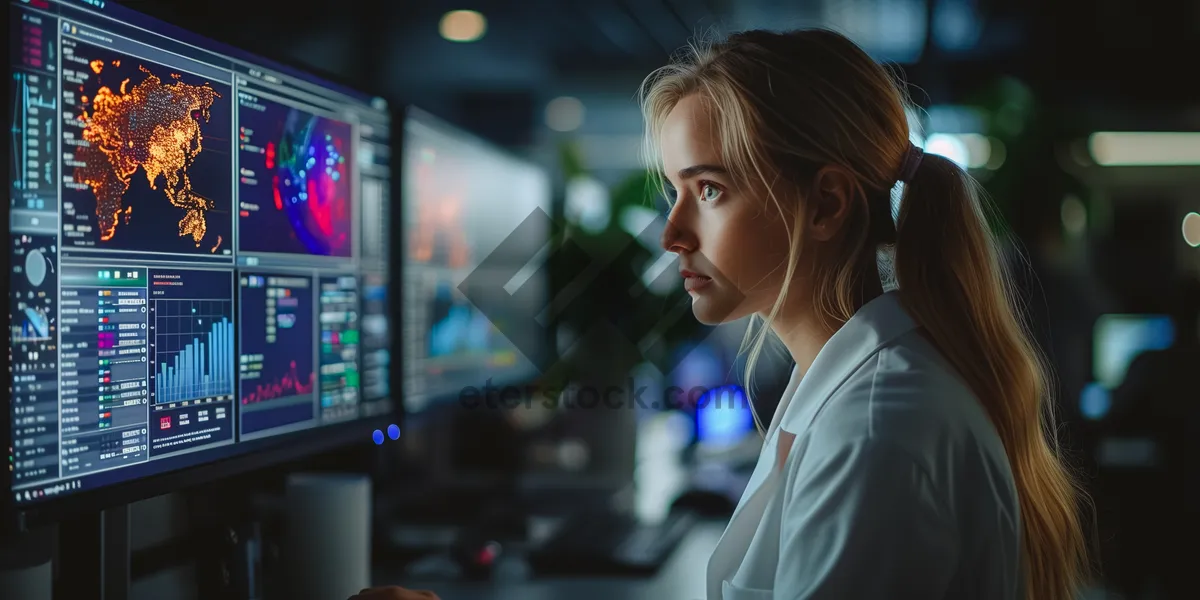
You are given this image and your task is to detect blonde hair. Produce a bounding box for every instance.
[639,28,1091,600]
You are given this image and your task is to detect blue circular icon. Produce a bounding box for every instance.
[372,429,385,445]
[387,424,401,440]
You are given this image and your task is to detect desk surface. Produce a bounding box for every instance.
[373,520,725,600]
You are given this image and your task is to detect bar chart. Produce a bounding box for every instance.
[153,301,235,404]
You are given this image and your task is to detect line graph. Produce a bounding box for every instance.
[241,360,313,404]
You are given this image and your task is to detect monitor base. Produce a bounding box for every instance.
[183,483,268,600]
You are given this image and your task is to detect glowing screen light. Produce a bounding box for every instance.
[1092,314,1175,389]
[1080,382,1112,420]
[695,385,753,448]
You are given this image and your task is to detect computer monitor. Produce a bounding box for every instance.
[1092,314,1176,389]
[6,0,395,522]
[1080,313,1178,421]
[400,107,552,415]
[668,336,755,451]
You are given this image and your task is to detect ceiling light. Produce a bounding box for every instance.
[1182,212,1200,248]
[545,96,585,132]
[1088,132,1200,166]
[440,10,486,43]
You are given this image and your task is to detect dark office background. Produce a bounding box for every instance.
[16,0,1200,598]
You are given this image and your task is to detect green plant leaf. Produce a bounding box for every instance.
[558,139,588,180]
[609,170,660,215]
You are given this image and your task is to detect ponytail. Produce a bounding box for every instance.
[893,153,1092,600]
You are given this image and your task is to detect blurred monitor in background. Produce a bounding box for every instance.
[400,107,553,417]
[665,322,792,455]
[670,340,753,451]
[1092,315,1176,390]
[1085,292,1199,600]
[1079,314,1175,422]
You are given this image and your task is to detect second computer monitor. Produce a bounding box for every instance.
[401,108,553,414]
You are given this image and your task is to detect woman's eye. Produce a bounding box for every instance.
[700,183,722,202]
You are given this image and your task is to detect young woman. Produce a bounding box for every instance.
[353,28,1090,600]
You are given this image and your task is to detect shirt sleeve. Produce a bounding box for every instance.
[774,437,958,599]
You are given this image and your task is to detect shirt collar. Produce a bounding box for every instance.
[773,291,919,435]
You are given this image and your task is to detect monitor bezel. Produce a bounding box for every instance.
[3,0,402,531]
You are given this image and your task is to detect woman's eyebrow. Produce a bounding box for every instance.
[677,164,729,180]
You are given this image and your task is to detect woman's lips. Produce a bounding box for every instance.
[682,272,713,292]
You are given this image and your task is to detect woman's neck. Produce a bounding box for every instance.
[770,308,835,379]
[770,272,884,377]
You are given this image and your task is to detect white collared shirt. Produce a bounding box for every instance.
[707,291,1022,600]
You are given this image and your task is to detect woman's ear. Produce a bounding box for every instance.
[805,165,856,242]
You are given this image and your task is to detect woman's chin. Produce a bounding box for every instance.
[689,294,744,326]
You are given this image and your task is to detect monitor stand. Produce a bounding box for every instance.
[187,485,266,600]
[57,504,132,600]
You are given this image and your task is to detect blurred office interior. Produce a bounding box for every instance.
[4,0,1198,598]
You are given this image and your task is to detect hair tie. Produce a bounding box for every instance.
[897,144,924,183]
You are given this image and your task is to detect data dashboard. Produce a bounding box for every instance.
[8,0,393,505]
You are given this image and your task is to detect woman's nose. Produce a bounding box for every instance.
[660,203,695,254]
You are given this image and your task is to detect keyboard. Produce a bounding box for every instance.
[527,509,698,576]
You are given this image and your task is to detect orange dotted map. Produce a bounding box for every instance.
[73,59,222,249]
